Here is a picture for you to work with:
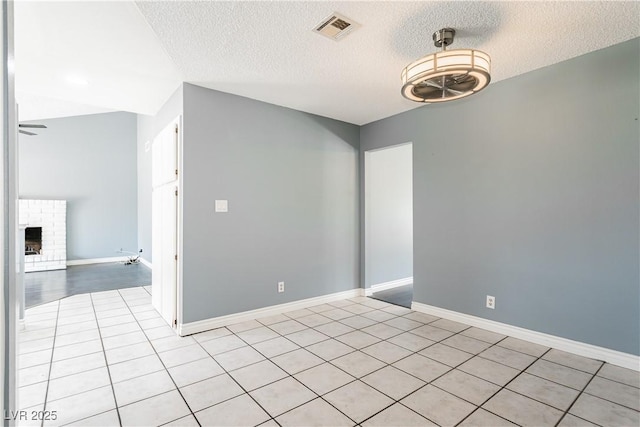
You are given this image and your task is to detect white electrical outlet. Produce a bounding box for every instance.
[278,282,285,293]
[486,295,496,309]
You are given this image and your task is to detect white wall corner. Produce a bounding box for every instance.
[411,301,640,371]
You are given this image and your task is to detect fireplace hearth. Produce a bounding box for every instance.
[25,227,42,255]
[19,199,67,272]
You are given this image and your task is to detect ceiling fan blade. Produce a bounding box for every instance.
[19,129,37,136]
[19,124,47,129]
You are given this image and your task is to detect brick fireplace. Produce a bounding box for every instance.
[19,199,67,272]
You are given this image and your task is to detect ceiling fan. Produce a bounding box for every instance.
[19,123,47,136]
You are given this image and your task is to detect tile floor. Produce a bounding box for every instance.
[18,287,640,426]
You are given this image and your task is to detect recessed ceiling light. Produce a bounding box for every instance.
[67,75,89,86]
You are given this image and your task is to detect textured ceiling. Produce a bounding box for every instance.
[14,1,181,120]
[15,1,640,125]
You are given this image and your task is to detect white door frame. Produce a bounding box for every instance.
[151,116,182,331]
[363,142,413,297]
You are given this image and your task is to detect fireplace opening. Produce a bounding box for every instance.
[25,227,42,255]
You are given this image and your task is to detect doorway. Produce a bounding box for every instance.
[365,143,413,308]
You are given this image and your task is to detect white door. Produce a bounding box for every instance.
[151,118,180,327]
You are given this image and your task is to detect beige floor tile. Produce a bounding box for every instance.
[69,409,120,427]
[339,316,377,329]
[410,324,455,341]
[387,332,435,352]
[168,357,225,388]
[250,377,316,417]
[236,326,280,344]
[306,339,355,361]
[229,360,288,391]
[44,386,116,426]
[402,384,475,426]
[180,374,244,412]
[460,327,506,344]
[158,343,209,368]
[507,372,580,411]
[294,363,355,395]
[483,389,563,426]
[272,348,324,374]
[47,366,110,401]
[584,376,640,410]
[335,331,380,349]
[419,342,473,367]
[441,334,492,354]
[313,321,355,338]
[362,403,436,426]
[361,366,425,400]
[213,345,265,371]
[479,345,536,370]
[393,353,450,382]
[497,337,549,357]
[458,409,517,426]
[458,356,520,386]
[285,328,330,347]
[105,341,155,365]
[119,390,190,427]
[109,354,165,383]
[296,313,333,328]
[383,317,423,332]
[542,349,603,374]
[268,319,307,335]
[361,341,412,364]
[433,369,500,405]
[526,359,593,390]
[252,336,300,358]
[200,334,247,356]
[195,394,270,426]
[331,351,386,378]
[597,363,640,388]
[276,397,354,426]
[360,323,404,340]
[113,370,176,406]
[324,380,394,423]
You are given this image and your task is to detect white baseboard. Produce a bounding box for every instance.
[139,258,152,269]
[369,277,413,295]
[179,288,365,336]
[67,256,129,266]
[412,302,640,371]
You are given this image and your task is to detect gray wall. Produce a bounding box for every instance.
[366,143,413,286]
[137,85,183,264]
[19,112,138,260]
[360,38,640,355]
[182,83,359,323]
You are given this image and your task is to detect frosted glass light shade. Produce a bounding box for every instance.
[401,49,491,103]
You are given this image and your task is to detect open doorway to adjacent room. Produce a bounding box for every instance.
[364,142,413,308]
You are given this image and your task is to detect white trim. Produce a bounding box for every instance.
[139,258,152,269]
[66,256,129,266]
[371,277,413,293]
[411,302,640,371]
[179,288,365,336]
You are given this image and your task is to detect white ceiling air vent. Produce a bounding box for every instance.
[313,12,360,41]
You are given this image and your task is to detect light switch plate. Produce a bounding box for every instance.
[215,200,228,213]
